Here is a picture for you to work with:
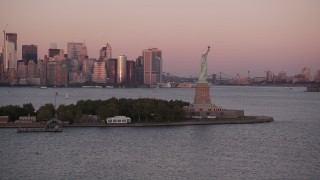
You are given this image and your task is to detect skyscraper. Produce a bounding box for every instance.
[108,59,117,84]
[135,56,144,85]
[22,45,37,64]
[117,55,127,84]
[142,48,162,86]
[3,33,17,70]
[106,43,112,61]
[48,48,64,61]
[67,42,87,60]
[92,61,107,84]
[127,60,136,85]
[100,43,112,72]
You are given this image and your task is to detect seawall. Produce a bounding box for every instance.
[0,116,273,128]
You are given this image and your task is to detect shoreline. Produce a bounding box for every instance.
[0,116,273,128]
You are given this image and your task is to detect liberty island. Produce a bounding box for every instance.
[0,46,273,127]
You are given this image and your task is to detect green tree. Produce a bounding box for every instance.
[105,103,119,117]
[156,102,170,121]
[36,109,53,122]
[57,104,82,124]
[0,105,22,121]
[97,105,109,120]
[23,103,35,116]
[36,104,55,122]
[132,101,144,122]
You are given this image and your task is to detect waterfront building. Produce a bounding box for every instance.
[142,48,162,86]
[108,59,117,84]
[302,67,311,82]
[82,58,92,82]
[252,77,266,83]
[46,61,58,86]
[16,116,36,123]
[57,63,68,86]
[46,61,67,86]
[92,61,107,84]
[266,70,273,82]
[3,33,18,70]
[16,60,27,79]
[117,55,127,84]
[127,60,136,84]
[70,59,79,72]
[38,60,47,86]
[27,61,38,79]
[106,116,131,124]
[22,45,37,64]
[67,42,87,60]
[232,74,250,85]
[314,69,320,83]
[274,71,287,83]
[7,68,16,84]
[292,74,306,84]
[69,72,86,84]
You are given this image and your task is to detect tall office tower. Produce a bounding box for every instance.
[142,48,162,86]
[302,67,311,82]
[47,61,68,86]
[47,61,59,86]
[100,43,112,70]
[135,56,144,85]
[117,55,127,84]
[82,59,92,82]
[106,43,112,61]
[27,60,38,79]
[48,48,64,61]
[92,61,107,84]
[3,33,18,70]
[99,46,107,70]
[38,60,47,85]
[108,59,117,84]
[57,64,68,86]
[127,60,136,84]
[17,60,27,79]
[22,45,37,64]
[99,47,107,60]
[67,42,87,60]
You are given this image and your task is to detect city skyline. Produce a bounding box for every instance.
[1,0,319,77]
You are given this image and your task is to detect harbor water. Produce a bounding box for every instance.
[0,86,319,179]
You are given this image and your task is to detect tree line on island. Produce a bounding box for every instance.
[0,98,189,123]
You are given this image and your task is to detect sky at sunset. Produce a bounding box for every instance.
[0,0,319,77]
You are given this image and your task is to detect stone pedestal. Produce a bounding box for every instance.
[194,82,212,105]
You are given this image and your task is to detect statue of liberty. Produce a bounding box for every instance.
[198,46,210,82]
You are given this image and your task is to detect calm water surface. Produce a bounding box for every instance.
[0,86,319,179]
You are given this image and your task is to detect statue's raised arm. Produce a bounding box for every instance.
[198,46,210,83]
[204,46,210,56]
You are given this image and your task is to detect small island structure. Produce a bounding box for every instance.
[184,46,248,119]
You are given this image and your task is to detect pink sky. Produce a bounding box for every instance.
[1,0,319,77]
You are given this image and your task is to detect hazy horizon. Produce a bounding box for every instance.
[1,0,319,77]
